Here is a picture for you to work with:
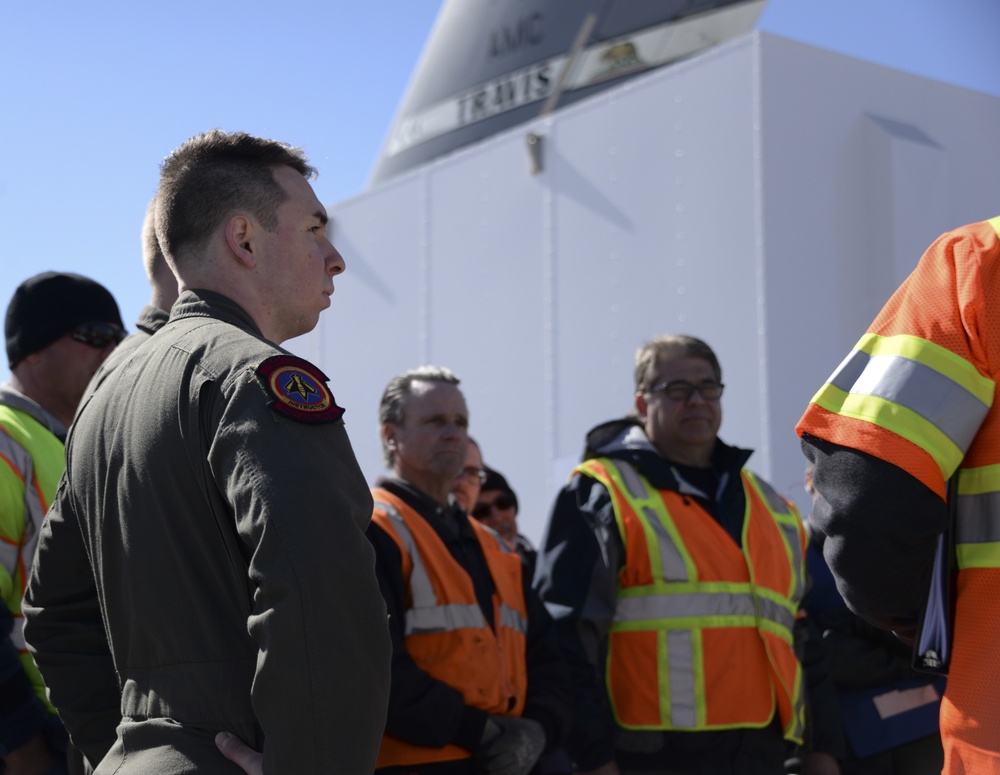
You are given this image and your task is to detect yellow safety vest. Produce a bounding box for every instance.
[0,403,65,711]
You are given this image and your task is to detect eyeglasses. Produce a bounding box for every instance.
[71,322,127,349]
[458,466,488,485]
[472,492,517,520]
[648,380,724,402]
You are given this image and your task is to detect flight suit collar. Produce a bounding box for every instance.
[169,289,265,339]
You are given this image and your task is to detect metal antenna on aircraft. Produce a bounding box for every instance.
[529,13,596,175]
[539,13,597,118]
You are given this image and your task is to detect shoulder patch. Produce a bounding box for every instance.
[255,355,345,424]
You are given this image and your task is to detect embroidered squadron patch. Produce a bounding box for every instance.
[255,355,345,423]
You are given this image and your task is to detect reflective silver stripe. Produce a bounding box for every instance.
[828,349,869,392]
[374,499,509,637]
[374,500,437,610]
[406,602,487,635]
[472,524,527,631]
[757,597,795,631]
[0,429,44,580]
[956,493,1000,544]
[753,476,792,516]
[499,602,528,634]
[643,505,689,582]
[10,616,25,651]
[613,591,758,623]
[617,461,649,500]
[829,350,989,454]
[479,524,513,554]
[747,473,805,602]
[0,541,17,579]
[609,461,690,582]
[779,524,805,603]
[667,630,697,728]
[614,592,794,632]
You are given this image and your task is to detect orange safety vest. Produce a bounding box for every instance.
[370,488,529,768]
[797,217,1000,773]
[577,458,806,743]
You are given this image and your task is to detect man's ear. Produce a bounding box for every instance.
[381,422,397,450]
[634,392,649,423]
[225,215,257,268]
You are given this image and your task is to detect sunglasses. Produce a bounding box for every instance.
[472,492,516,520]
[71,322,127,349]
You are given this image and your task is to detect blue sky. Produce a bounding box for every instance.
[1,0,998,382]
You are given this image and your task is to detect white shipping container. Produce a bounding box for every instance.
[291,31,1000,541]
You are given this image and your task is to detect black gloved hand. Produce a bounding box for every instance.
[478,715,546,775]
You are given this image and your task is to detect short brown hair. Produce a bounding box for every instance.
[156,130,315,268]
[634,334,722,394]
[379,365,461,467]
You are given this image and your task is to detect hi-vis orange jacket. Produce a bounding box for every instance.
[576,457,807,743]
[798,217,1000,774]
[371,488,529,768]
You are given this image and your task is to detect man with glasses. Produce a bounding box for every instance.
[451,436,487,513]
[1,271,124,775]
[534,334,810,775]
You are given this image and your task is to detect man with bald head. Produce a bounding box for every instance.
[23,130,390,775]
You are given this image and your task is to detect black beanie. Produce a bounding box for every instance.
[6,272,124,368]
[481,466,519,514]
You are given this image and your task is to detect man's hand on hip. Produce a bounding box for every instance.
[215,732,262,775]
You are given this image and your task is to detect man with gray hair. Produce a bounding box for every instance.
[367,365,570,774]
[534,334,813,775]
[23,130,390,774]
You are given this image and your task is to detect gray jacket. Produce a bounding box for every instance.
[23,290,390,774]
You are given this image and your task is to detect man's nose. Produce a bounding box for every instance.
[443,423,467,439]
[326,240,346,276]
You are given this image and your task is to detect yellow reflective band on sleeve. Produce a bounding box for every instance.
[811,333,994,479]
[811,385,964,480]
[989,215,1000,239]
[854,334,994,406]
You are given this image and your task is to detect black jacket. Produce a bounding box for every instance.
[367,478,571,774]
[534,418,830,774]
